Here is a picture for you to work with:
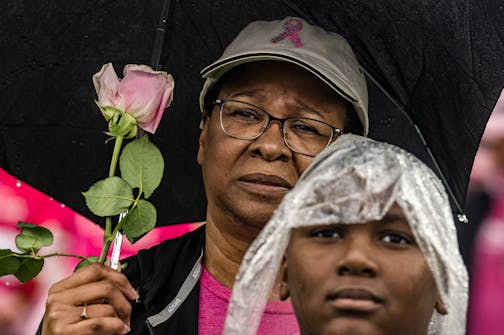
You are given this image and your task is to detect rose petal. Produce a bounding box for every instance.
[118,67,174,133]
[123,64,171,77]
[143,75,174,133]
[92,63,121,108]
[93,63,174,134]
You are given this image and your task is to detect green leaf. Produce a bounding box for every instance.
[0,249,21,276]
[82,176,134,216]
[74,256,100,272]
[15,222,54,253]
[122,199,156,244]
[14,258,44,283]
[120,135,164,198]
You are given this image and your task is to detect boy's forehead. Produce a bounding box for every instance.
[378,203,406,222]
[296,203,409,229]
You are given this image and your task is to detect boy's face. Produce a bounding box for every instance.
[280,204,446,335]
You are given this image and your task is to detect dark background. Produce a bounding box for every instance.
[1,0,503,227]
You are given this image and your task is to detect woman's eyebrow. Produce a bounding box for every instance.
[227,89,264,99]
[292,102,325,118]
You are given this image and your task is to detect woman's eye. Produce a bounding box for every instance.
[290,122,319,134]
[294,124,317,133]
[380,233,412,245]
[231,109,260,120]
[311,228,341,239]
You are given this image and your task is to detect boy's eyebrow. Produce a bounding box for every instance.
[381,213,407,224]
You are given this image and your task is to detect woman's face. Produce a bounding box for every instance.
[280,204,446,335]
[197,61,347,234]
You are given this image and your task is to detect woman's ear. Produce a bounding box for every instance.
[197,115,209,166]
[279,256,290,301]
[435,299,448,315]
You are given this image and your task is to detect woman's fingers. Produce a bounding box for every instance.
[50,279,133,325]
[41,263,138,335]
[75,304,119,322]
[50,263,138,300]
[76,317,131,335]
[87,281,132,325]
[50,263,138,301]
[44,315,131,335]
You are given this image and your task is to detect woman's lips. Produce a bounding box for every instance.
[239,173,292,190]
[328,288,383,312]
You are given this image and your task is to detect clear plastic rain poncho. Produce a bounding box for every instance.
[223,134,468,335]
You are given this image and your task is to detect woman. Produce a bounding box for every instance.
[39,17,367,335]
[224,134,468,335]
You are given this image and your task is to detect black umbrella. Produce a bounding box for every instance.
[1,0,503,227]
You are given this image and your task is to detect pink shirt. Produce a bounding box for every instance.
[198,264,299,335]
[467,194,504,335]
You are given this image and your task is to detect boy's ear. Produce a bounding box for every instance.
[435,299,448,315]
[279,256,290,301]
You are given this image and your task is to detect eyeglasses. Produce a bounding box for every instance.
[214,99,342,157]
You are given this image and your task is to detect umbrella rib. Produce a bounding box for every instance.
[360,67,412,124]
[361,67,467,223]
[150,0,173,70]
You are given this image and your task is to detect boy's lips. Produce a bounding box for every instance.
[327,288,384,312]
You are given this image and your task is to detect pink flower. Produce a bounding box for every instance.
[93,63,174,134]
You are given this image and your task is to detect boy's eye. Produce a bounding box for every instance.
[311,228,341,239]
[380,233,412,245]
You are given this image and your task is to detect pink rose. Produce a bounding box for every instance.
[93,63,174,134]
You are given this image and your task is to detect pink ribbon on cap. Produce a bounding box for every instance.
[271,18,303,48]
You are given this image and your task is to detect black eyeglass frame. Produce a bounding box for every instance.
[214,99,343,157]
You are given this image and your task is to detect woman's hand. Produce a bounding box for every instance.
[41,263,139,335]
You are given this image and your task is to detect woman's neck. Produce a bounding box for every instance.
[202,208,284,301]
[203,219,257,289]
[203,222,284,301]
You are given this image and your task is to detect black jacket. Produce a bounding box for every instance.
[126,225,205,335]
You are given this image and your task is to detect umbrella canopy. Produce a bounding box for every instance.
[1,0,503,226]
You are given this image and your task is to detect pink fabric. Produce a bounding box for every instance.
[468,193,504,335]
[198,264,299,335]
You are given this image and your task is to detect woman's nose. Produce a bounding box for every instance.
[248,120,291,161]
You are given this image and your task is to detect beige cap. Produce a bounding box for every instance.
[199,17,369,135]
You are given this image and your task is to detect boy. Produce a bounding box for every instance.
[224,135,468,335]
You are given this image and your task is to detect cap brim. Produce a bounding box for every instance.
[201,54,368,135]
